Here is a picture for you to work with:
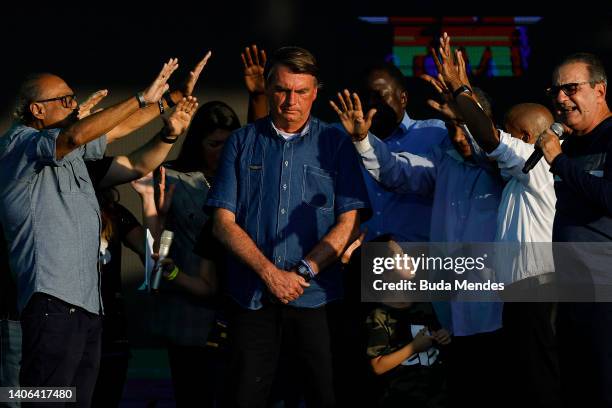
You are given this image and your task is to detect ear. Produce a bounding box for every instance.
[29,102,45,120]
[595,82,606,100]
[522,131,532,143]
[400,90,408,110]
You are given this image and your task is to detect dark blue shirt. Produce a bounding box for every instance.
[206,117,371,309]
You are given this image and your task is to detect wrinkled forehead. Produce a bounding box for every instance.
[37,75,73,99]
[554,62,590,85]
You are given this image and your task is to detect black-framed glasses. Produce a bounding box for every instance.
[35,94,77,109]
[545,81,593,98]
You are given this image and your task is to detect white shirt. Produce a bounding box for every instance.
[486,131,556,283]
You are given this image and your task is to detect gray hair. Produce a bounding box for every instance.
[554,52,607,86]
[12,73,50,124]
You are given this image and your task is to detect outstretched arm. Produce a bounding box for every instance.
[433,32,499,153]
[330,90,436,196]
[55,58,178,159]
[97,97,198,189]
[106,52,211,142]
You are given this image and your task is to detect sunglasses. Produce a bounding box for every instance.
[35,94,77,109]
[545,81,593,98]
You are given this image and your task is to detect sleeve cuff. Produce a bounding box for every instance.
[549,153,568,174]
[353,134,373,154]
[486,131,509,160]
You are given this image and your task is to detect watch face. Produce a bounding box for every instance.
[297,265,310,280]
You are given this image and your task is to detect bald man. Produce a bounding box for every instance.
[450,100,562,407]
[0,63,182,406]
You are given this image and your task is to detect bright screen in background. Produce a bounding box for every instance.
[359,16,542,77]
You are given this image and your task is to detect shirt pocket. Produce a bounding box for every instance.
[302,165,335,211]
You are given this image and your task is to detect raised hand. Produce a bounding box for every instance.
[164,96,199,137]
[142,58,180,105]
[241,44,267,95]
[78,89,108,119]
[420,74,462,122]
[329,89,377,142]
[431,32,466,93]
[181,51,212,97]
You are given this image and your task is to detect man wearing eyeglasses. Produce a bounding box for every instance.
[537,53,612,407]
[0,60,185,406]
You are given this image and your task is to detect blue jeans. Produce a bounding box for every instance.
[0,319,22,408]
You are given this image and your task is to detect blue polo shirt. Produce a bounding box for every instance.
[206,117,371,310]
[0,125,106,314]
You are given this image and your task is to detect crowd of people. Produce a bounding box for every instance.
[0,31,611,408]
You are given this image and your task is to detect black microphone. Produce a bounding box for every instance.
[152,230,174,291]
[522,122,564,174]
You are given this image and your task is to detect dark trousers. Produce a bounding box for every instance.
[223,301,335,408]
[502,302,561,408]
[447,329,503,408]
[20,293,102,408]
[557,302,612,408]
[167,344,224,408]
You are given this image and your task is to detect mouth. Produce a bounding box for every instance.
[557,105,578,116]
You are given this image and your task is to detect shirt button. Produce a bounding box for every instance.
[284,161,289,166]
[376,211,381,215]
[277,256,282,262]
[281,208,286,214]
[377,193,381,197]
[283,184,287,190]
[376,231,381,235]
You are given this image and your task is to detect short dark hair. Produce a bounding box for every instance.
[172,101,241,173]
[12,73,50,123]
[264,46,320,86]
[364,62,407,92]
[554,52,607,86]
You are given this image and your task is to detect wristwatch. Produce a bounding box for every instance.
[296,259,315,282]
[452,85,473,99]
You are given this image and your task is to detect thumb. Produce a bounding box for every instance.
[365,108,377,124]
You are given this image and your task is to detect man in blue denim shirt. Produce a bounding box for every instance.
[0,60,182,406]
[207,47,370,407]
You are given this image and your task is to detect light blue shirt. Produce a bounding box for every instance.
[0,125,106,314]
[362,113,448,242]
[355,132,504,336]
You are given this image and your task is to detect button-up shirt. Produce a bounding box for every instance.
[361,113,448,242]
[0,125,106,314]
[206,117,371,310]
[487,130,556,283]
[355,133,504,336]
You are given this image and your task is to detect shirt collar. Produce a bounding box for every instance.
[387,112,415,142]
[270,117,311,141]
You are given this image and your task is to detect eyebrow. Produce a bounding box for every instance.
[273,85,310,92]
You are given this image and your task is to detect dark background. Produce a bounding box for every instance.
[1,5,610,127]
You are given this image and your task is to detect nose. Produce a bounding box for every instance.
[286,91,297,106]
[554,88,570,105]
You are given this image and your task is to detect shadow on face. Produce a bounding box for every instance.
[363,69,407,139]
[446,121,472,159]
